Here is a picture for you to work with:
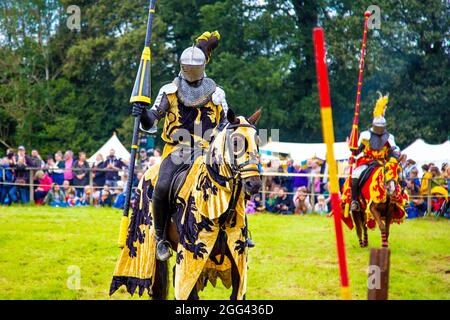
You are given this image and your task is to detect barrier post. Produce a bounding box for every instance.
[426,178,432,216]
[29,169,34,204]
[89,167,94,205]
[368,248,391,300]
[310,176,316,208]
[261,175,266,206]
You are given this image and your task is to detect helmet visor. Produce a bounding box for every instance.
[180,64,204,82]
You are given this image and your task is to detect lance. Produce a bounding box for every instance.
[313,27,351,300]
[118,0,157,248]
[344,11,371,218]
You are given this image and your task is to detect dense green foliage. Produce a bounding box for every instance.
[0,0,448,156]
[0,206,449,299]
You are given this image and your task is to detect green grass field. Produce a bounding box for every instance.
[0,206,448,300]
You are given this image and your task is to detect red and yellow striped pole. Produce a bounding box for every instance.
[345,11,372,218]
[313,27,351,300]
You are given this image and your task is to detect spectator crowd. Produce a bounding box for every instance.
[0,145,162,209]
[1,145,449,218]
[245,157,450,218]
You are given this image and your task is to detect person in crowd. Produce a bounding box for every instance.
[153,148,162,164]
[14,146,33,203]
[51,151,65,185]
[245,197,257,214]
[406,167,421,196]
[92,153,106,187]
[420,164,432,195]
[314,195,329,214]
[292,164,309,191]
[133,171,144,189]
[443,163,450,191]
[46,155,56,180]
[64,150,74,185]
[293,186,312,214]
[44,183,67,207]
[253,193,266,212]
[34,170,53,205]
[430,166,446,189]
[104,149,125,187]
[406,167,426,218]
[62,180,71,200]
[264,160,278,191]
[31,149,45,168]
[80,185,93,206]
[273,187,293,214]
[97,187,112,207]
[265,185,280,212]
[117,172,129,191]
[93,184,110,205]
[308,159,321,203]
[284,159,296,193]
[72,152,90,197]
[0,156,17,204]
[112,186,126,209]
[403,159,416,180]
[67,187,81,207]
[138,149,149,171]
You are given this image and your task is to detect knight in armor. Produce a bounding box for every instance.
[350,93,400,212]
[132,31,254,261]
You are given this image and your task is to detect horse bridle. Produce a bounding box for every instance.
[224,122,260,177]
[383,160,404,195]
[217,122,260,228]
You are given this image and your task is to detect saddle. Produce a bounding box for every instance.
[168,148,203,211]
[355,161,381,208]
[357,161,381,188]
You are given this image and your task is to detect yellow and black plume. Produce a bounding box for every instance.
[373,91,389,118]
[195,31,221,64]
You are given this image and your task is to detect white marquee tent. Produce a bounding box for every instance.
[87,133,131,163]
[402,139,450,171]
[260,141,351,163]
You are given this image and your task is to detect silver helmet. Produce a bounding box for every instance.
[179,46,206,83]
[372,116,387,135]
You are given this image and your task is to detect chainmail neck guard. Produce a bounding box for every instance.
[174,76,216,107]
[369,130,389,150]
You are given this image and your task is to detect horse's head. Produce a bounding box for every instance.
[384,153,406,196]
[219,108,262,195]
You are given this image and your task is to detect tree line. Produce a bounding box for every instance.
[0,0,448,157]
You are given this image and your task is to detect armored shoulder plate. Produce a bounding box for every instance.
[358,130,371,145]
[174,76,216,107]
[387,133,397,147]
[212,87,228,113]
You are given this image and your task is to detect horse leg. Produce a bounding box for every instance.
[353,211,364,247]
[371,203,387,247]
[382,205,393,248]
[152,259,169,300]
[227,247,241,300]
[363,218,368,247]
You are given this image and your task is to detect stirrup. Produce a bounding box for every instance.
[156,240,172,261]
[247,230,255,248]
[350,200,360,212]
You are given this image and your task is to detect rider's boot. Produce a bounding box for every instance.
[247,230,255,248]
[350,178,361,212]
[153,191,172,261]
